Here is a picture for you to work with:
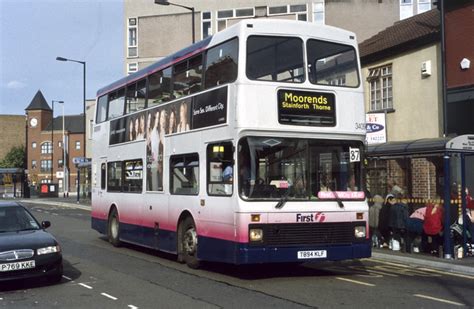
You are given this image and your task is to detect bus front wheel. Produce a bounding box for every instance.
[108,208,121,247]
[178,217,200,269]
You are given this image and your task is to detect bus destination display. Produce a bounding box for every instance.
[278,89,335,126]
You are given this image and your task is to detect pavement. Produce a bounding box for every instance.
[6,196,474,276]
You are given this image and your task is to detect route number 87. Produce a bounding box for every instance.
[349,148,360,162]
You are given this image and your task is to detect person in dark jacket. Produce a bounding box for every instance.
[389,192,409,251]
[379,194,394,248]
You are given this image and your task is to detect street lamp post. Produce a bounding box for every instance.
[60,102,68,197]
[154,0,195,44]
[51,100,64,182]
[55,57,86,159]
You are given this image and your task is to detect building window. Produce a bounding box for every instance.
[127,62,138,75]
[217,9,233,19]
[41,179,51,184]
[417,0,431,13]
[400,0,413,20]
[41,142,52,154]
[75,141,81,150]
[235,8,254,17]
[313,2,325,24]
[58,141,62,148]
[40,160,52,172]
[128,18,138,58]
[58,159,63,168]
[32,160,37,169]
[368,65,393,111]
[32,142,37,149]
[217,19,226,32]
[268,5,288,15]
[202,11,212,39]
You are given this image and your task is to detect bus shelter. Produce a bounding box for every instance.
[366,135,474,259]
[0,168,25,198]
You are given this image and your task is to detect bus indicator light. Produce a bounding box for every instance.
[251,214,260,222]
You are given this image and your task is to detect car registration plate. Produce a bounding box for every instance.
[297,250,327,259]
[0,260,36,272]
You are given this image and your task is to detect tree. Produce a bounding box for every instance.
[0,145,25,168]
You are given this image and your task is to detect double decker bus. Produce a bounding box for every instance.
[91,19,370,268]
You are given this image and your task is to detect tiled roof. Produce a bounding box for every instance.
[25,90,51,111]
[44,115,84,133]
[359,9,440,64]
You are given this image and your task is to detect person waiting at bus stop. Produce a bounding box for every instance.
[378,194,393,248]
[389,192,409,251]
[423,198,444,256]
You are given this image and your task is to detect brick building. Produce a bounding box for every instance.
[0,115,25,161]
[25,90,85,193]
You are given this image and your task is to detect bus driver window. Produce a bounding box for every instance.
[207,142,233,196]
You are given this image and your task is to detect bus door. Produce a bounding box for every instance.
[144,193,169,250]
[97,161,107,216]
[202,141,235,236]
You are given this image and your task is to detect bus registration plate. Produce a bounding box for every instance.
[297,250,327,259]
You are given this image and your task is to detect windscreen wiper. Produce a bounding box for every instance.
[275,190,291,209]
[332,190,344,208]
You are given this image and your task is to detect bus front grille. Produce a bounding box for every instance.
[249,222,361,246]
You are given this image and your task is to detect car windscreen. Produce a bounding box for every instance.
[0,206,40,233]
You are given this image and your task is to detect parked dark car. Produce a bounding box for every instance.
[0,202,62,282]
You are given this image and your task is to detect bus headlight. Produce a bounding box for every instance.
[354,226,366,238]
[249,228,263,242]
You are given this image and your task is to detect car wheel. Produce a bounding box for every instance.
[179,217,200,269]
[108,208,121,247]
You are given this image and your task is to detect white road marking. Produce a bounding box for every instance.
[336,277,375,287]
[128,305,139,309]
[374,259,474,280]
[418,267,474,280]
[62,275,72,281]
[52,213,59,216]
[79,283,93,290]
[101,293,118,300]
[414,294,465,306]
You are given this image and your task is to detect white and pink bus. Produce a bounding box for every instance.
[91,19,370,268]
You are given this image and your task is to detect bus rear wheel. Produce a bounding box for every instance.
[108,208,121,247]
[179,217,200,269]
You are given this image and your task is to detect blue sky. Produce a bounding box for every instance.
[0,0,124,116]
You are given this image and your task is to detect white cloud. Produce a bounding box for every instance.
[6,80,27,89]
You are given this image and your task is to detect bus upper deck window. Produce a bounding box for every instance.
[96,95,108,123]
[148,68,172,107]
[246,36,304,83]
[306,39,359,88]
[173,55,203,98]
[204,38,238,89]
